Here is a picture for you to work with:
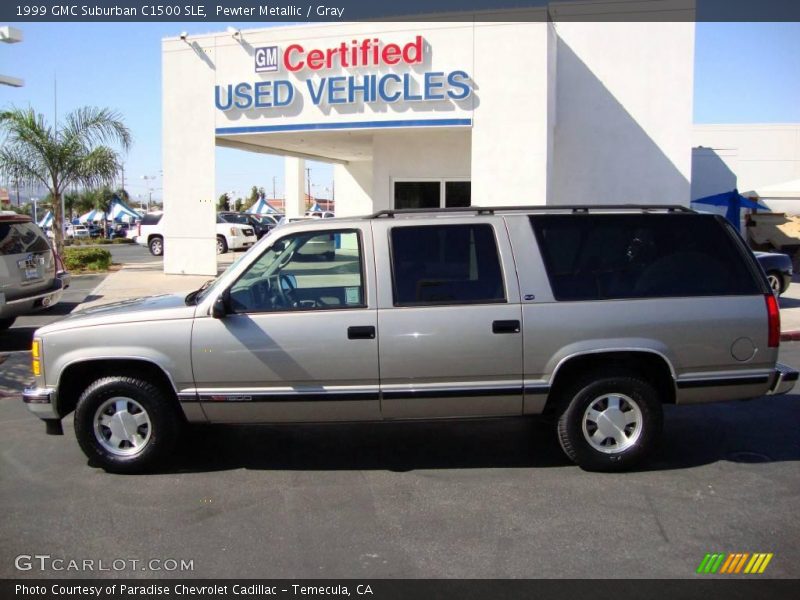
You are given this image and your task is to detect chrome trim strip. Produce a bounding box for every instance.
[676,375,770,389]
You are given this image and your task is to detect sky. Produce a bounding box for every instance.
[1,21,799,205]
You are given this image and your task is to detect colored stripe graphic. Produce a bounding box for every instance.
[698,552,773,574]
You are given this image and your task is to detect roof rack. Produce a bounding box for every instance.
[369,204,695,218]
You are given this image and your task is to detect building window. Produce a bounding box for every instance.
[393,179,471,210]
[390,224,505,306]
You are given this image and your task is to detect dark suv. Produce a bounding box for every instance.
[218,212,273,239]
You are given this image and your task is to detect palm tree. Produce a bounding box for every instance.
[0,106,131,255]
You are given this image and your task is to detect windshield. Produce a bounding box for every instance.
[192,252,249,304]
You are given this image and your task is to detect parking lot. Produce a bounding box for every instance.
[0,243,798,579]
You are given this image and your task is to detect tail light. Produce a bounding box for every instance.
[765,293,780,348]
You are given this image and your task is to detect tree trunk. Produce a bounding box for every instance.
[52,189,65,259]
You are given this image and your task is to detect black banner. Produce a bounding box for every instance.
[2,580,800,600]
[3,0,800,23]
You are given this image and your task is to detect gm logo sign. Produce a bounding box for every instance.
[255,46,279,73]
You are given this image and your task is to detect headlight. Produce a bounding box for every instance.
[230,227,237,236]
[31,338,42,377]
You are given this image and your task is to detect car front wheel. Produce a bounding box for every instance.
[216,235,228,255]
[74,376,181,473]
[556,370,662,472]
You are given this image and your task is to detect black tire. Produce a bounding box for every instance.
[556,370,662,472]
[149,235,164,256]
[216,235,228,255]
[0,316,17,330]
[74,376,181,473]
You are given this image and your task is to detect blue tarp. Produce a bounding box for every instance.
[692,189,769,226]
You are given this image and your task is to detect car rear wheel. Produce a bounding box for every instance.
[74,376,181,473]
[556,370,662,472]
[216,235,228,255]
[0,317,17,330]
[767,271,783,295]
[149,236,164,256]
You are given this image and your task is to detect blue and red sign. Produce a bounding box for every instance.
[216,35,473,112]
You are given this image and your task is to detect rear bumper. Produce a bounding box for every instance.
[0,276,65,319]
[22,387,59,420]
[768,363,799,395]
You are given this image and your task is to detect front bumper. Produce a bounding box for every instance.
[229,235,256,250]
[0,276,65,320]
[22,387,59,420]
[768,363,799,395]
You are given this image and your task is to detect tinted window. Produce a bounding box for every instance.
[228,230,364,313]
[395,182,440,209]
[140,213,162,226]
[0,222,50,256]
[391,224,505,306]
[531,214,761,301]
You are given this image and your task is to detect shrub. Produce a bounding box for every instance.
[111,237,134,244]
[63,247,112,271]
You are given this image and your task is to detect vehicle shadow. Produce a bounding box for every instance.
[165,417,574,473]
[0,327,38,352]
[150,395,800,474]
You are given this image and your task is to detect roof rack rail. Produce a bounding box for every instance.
[369,204,695,218]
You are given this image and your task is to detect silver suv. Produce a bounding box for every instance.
[23,206,797,473]
[1,212,69,330]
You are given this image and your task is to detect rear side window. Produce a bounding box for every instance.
[140,213,162,226]
[0,222,50,256]
[531,214,761,301]
[390,224,505,306]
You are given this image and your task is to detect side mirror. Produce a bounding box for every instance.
[211,292,228,319]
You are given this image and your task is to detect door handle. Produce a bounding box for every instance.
[492,320,520,334]
[348,326,376,340]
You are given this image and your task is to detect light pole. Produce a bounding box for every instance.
[141,174,158,211]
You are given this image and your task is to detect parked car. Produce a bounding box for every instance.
[86,224,102,238]
[0,212,70,330]
[65,224,90,239]
[305,210,335,219]
[755,251,792,295]
[136,211,256,256]
[23,205,796,473]
[218,211,273,239]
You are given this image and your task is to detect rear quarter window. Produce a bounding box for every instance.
[531,214,762,301]
[140,214,163,226]
[0,222,51,256]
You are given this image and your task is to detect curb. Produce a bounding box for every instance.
[781,331,800,342]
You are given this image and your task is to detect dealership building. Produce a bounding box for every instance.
[162,6,696,275]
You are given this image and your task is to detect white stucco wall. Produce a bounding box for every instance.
[162,36,217,275]
[551,21,695,206]
[471,21,554,206]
